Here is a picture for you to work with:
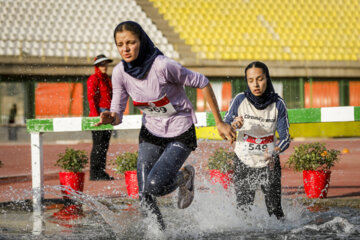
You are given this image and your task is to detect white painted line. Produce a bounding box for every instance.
[53,117,82,132]
[321,106,354,122]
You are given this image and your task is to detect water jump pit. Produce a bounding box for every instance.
[0,182,359,240]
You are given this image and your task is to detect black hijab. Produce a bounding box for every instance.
[244,61,278,110]
[114,21,163,79]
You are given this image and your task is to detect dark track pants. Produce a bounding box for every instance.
[137,141,192,229]
[90,130,111,178]
[233,156,284,219]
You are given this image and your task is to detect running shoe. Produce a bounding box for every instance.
[178,165,195,209]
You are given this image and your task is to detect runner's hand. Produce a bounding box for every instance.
[265,147,280,170]
[217,121,236,144]
[231,116,244,130]
[94,111,117,126]
[265,153,275,170]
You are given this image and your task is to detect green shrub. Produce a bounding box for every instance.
[208,147,235,173]
[287,142,340,172]
[55,147,88,172]
[113,151,138,173]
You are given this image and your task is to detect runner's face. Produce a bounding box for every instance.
[115,30,140,63]
[246,67,267,96]
[98,63,108,74]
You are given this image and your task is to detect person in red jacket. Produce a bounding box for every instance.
[87,54,114,181]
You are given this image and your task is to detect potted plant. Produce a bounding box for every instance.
[207,147,235,190]
[53,147,89,219]
[287,142,340,199]
[113,151,138,198]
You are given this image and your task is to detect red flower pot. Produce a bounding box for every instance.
[209,169,233,190]
[124,170,139,199]
[303,170,331,198]
[59,172,85,198]
[54,172,85,220]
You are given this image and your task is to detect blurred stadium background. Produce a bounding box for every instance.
[0,0,359,139]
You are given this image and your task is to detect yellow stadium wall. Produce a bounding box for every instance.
[196,122,360,140]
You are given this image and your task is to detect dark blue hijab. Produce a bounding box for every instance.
[114,21,163,79]
[244,61,278,110]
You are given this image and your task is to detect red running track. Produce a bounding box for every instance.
[1,138,360,203]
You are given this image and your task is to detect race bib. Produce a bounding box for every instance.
[241,133,275,155]
[133,95,176,118]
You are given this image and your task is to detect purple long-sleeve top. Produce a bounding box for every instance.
[110,55,209,138]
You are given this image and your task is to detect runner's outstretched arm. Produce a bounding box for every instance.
[202,83,236,143]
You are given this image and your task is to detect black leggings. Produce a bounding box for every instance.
[136,125,196,229]
[90,130,111,176]
[137,141,191,229]
[233,156,284,219]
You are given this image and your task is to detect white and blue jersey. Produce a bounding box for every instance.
[224,93,291,168]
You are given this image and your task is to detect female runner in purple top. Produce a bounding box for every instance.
[95,21,235,230]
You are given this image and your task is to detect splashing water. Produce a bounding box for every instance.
[0,177,359,239]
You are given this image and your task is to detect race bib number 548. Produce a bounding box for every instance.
[133,95,176,118]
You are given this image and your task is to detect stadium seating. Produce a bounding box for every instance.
[150,0,360,61]
[1,0,359,62]
[0,0,179,59]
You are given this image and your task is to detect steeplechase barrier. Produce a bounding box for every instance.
[26,106,360,211]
